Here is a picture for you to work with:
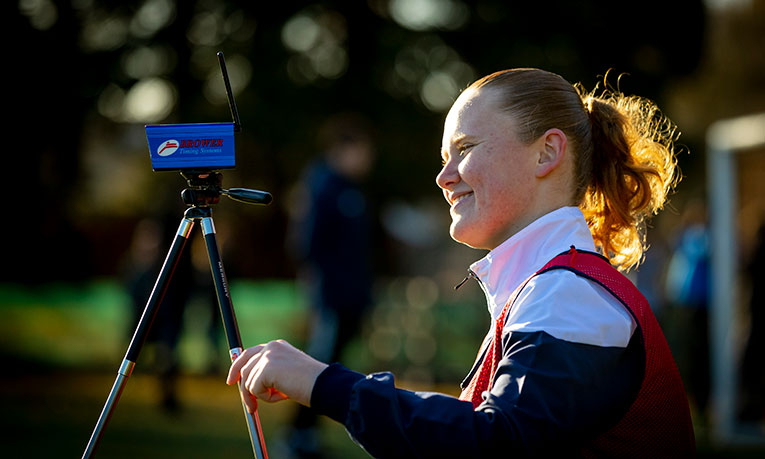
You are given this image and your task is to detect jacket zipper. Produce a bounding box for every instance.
[454,268,480,290]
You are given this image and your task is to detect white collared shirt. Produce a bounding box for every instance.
[470,206,636,347]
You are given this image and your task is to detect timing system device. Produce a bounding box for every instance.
[145,52,241,172]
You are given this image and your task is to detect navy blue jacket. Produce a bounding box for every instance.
[311,319,643,457]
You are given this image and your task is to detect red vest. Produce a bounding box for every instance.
[459,248,695,457]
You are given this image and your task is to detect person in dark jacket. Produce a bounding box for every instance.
[227,69,695,457]
[285,113,375,457]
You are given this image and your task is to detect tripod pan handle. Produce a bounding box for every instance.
[223,188,273,205]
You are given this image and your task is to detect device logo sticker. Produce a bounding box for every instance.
[158,140,180,156]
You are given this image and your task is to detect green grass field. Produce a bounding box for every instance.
[1,280,763,457]
[0,280,370,457]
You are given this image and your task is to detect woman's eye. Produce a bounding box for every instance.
[458,145,473,156]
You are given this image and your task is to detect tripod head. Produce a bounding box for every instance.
[180,171,272,207]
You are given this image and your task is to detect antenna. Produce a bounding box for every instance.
[217,52,242,132]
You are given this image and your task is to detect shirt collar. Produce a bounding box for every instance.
[469,206,597,320]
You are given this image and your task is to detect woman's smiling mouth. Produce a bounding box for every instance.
[451,192,474,208]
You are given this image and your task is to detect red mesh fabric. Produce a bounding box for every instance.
[459,248,695,456]
[546,249,695,457]
[458,300,509,407]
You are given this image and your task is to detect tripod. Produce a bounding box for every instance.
[83,171,272,458]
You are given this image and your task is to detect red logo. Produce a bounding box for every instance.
[157,140,179,156]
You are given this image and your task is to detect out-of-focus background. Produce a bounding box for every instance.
[3,0,764,457]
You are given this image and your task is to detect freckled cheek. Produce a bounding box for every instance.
[457,160,481,189]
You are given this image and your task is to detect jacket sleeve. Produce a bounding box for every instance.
[310,329,643,458]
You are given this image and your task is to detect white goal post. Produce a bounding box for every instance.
[706,111,765,443]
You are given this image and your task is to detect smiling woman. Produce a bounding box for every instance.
[225,68,695,457]
[439,69,679,269]
[437,85,560,250]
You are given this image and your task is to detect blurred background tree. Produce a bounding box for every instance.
[6,0,708,284]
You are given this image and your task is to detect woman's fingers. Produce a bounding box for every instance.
[227,345,263,385]
[226,340,328,407]
[238,383,258,414]
[243,356,271,400]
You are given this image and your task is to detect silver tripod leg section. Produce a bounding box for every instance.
[82,360,135,458]
[230,347,269,459]
[201,213,268,459]
[83,217,195,458]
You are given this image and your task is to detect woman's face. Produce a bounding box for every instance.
[436,87,542,250]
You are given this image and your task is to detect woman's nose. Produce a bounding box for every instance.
[436,159,459,190]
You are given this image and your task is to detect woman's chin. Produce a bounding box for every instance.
[449,224,485,249]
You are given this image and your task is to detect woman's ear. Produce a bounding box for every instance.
[535,128,567,178]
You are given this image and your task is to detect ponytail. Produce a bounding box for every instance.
[577,88,680,271]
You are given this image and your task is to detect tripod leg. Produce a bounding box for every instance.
[83,217,195,458]
[200,215,268,459]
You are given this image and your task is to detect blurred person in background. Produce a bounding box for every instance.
[285,113,375,458]
[123,216,192,413]
[227,69,695,456]
[122,213,222,413]
[664,198,710,422]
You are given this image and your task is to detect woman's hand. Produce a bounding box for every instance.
[226,339,328,412]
